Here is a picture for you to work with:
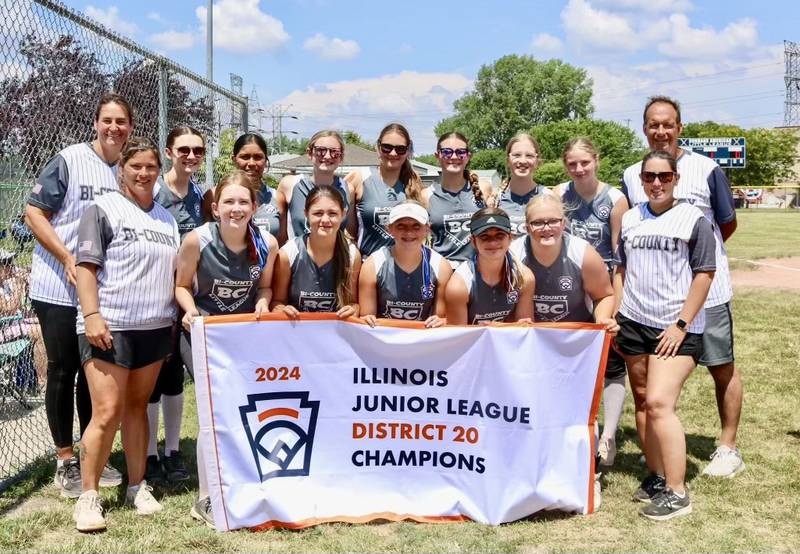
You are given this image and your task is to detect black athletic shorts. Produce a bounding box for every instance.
[79,327,172,370]
[614,314,703,361]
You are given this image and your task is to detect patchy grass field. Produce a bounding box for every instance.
[1,209,799,553]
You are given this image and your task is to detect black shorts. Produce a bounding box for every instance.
[79,327,172,370]
[614,314,703,361]
[605,346,627,380]
[149,322,187,401]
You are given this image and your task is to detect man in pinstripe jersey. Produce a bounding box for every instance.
[622,96,745,478]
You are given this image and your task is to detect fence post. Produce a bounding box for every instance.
[241,97,249,133]
[157,62,169,168]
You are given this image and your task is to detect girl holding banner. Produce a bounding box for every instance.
[445,207,534,325]
[272,185,361,318]
[359,201,452,328]
[175,170,278,527]
[614,150,716,521]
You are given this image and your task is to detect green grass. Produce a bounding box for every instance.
[726,209,800,268]
[1,289,799,552]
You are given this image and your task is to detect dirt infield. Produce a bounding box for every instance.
[730,257,800,290]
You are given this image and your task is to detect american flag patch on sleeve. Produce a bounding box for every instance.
[32,183,42,194]
[79,241,93,252]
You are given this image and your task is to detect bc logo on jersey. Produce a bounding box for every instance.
[535,298,569,321]
[383,300,425,320]
[239,391,320,482]
[211,279,254,312]
[299,291,335,312]
[443,213,472,247]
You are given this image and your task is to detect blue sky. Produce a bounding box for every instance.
[57,0,799,153]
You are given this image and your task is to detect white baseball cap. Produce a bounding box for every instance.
[388,202,429,225]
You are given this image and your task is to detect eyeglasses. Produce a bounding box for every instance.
[640,171,676,184]
[313,146,342,160]
[175,146,205,157]
[438,147,470,160]
[529,218,563,230]
[379,143,409,155]
[510,153,538,161]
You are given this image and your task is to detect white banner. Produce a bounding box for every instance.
[192,315,609,531]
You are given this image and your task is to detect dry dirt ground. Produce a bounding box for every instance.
[730,257,800,290]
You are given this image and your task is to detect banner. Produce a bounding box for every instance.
[192,315,609,531]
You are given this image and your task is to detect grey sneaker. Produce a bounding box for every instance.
[99,463,123,487]
[126,481,163,515]
[632,473,666,504]
[702,445,745,478]
[54,457,82,499]
[639,488,692,521]
[190,496,215,528]
[73,490,106,532]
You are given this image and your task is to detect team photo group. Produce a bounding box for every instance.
[25,90,744,532]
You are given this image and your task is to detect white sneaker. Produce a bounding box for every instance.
[73,490,106,532]
[598,436,617,467]
[702,445,745,478]
[126,481,163,515]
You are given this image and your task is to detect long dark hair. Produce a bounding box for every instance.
[233,133,269,158]
[470,206,522,294]
[305,185,353,308]
[377,123,422,202]
[437,131,483,207]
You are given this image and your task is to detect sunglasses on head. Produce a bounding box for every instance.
[379,143,409,155]
[175,146,205,157]
[438,147,470,160]
[640,171,676,184]
[312,146,342,160]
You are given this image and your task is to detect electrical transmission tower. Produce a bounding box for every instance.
[264,104,298,154]
[230,73,244,129]
[784,40,800,126]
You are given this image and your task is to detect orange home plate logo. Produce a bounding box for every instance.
[239,392,320,482]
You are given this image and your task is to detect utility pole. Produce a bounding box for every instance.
[265,104,298,154]
[205,0,214,190]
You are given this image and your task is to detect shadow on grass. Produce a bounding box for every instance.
[788,430,800,440]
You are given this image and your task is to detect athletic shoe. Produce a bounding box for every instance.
[126,481,163,515]
[54,457,82,499]
[639,488,692,521]
[598,436,617,467]
[163,451,190,482]
[144,455,165,484]
[190,496,215,528]
[702,445,745,478]
[99,463,123,487]
[73,490,106,532]
[632,473,666,503]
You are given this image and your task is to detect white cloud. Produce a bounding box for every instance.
[150,30,196,51]
[530,33,563,55]
[658,15,758,59]
[85,5,138,36]
[593,0,693,13]
[303,33,360,60]
[561,0,640,52]
[196,0,289,54]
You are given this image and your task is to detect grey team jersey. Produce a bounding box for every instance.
[428,181,483,263]
[371,246,445,321]
[28,142,118,306]
[511,233,593,323]
[454,260,518,324]
[282,236,358,312]
[253,184,281,240]
[617,202,716,334]
[153,176,204,240]
[193,222,269,315]
[622,148,734,307]
[287,175,350,240]
[558,182,624,265]
[496,183,551,238]
[356,168,407,257]
[75,191,179,333]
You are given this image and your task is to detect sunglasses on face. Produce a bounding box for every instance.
[438,147,470,160]
[529,218,563,230]
[640,171,676,184]
[379,143,409,155]
[313,146,342,160]
[175,146,206,157]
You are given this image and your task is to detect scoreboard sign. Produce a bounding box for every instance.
[678,137,746,168]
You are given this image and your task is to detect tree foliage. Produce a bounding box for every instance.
[342,130,373,150]
[435,55,594,150]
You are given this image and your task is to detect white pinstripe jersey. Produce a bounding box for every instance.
[617,203,716,333]
[622,149,734,307]
[75,192,179,333]
[28,143,119,306]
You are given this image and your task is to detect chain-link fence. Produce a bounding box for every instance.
[0,0,248,488]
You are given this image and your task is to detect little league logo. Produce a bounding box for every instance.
[239,392,320,482]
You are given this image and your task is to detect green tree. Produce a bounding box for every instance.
[435,55,594,149]
[682,122,800,187]
[414,154,438,166]
[469,149,506,174]
[342,130,373,150]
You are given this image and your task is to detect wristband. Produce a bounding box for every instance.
[84,311,100,318]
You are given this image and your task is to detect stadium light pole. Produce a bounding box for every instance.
[205,0,214,190]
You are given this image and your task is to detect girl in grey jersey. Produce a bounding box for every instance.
[277,130,354,242]
[490,133,552,237]
[175,170,278,528]
[422,132,493,265]
[349,123,424,257]
[360,202,453,328]
[445,208,534,325]
[154,127,206,238]
[272,185,361,318]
